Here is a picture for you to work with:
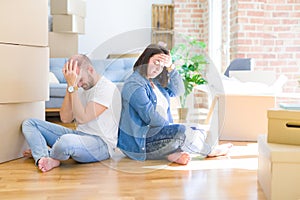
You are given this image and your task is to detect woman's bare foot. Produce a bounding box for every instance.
[207,143,233,157]
[38,157,60,173]
[167,152,191,165]
[23,149,32,158]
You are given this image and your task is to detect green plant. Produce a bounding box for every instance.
[170,35,208,108]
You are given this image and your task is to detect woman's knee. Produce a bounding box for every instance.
[175,125,186,142]
[162,124,186,143]
[175,131,186,144]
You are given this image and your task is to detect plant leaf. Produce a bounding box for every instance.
[170,34,208,108]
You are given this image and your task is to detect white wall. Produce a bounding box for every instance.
[79,0,172,58]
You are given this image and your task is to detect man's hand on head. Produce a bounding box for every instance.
[63,59,79,86]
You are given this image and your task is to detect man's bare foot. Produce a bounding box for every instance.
[38,157,60,173]
[23,149,32,158]
[167,152,191,165]
[207,143,233,157]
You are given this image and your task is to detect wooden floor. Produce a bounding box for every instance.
[0,141,266,200]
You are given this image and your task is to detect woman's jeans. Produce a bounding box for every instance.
[145,123,211,160]
[22,118,110,165]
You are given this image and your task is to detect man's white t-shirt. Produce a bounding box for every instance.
[76,76,122,158]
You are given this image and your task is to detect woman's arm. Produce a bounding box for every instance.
[165,69,185,97]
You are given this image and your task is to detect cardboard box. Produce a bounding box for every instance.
[258,134,300,200]
[49,32,78,58]
[0,44,49,103]
[52,14,85,34]
[0,101,45,163]
[0,0,48,47]
[267,108,300,145]
[218,94,275,141]
[51,0,86,18]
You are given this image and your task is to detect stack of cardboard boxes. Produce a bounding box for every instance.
[258,109,300,200]
[0,0,49,163]
[49,0,86,58]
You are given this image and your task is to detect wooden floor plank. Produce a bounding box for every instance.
[0,142,266,200]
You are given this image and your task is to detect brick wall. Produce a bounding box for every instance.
[174,0,209,45]
[174,0,300,95]
[230,0,300,93]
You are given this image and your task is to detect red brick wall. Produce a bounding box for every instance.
[174,0,209,46]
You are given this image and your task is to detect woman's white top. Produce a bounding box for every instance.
[153,85,168,120]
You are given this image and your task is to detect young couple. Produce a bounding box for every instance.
[22,45,231,173]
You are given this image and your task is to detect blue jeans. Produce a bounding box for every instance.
[145,124,211,160]
[22,118,110,165]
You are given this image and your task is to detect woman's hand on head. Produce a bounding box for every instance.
[156,53,172,68]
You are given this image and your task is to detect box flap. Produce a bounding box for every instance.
[268,108,300,120]
[229,71,276,86]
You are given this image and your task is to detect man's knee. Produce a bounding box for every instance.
[54,134,78,151]
[21,118,35,133]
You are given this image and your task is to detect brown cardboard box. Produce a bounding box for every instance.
[52,14,85,34]
[50,0,86,18]
[218,94,275,141]
[0,0,48,47]
[0,101,45,163]
[267,108,300,145]
[258,134,300,200]
[0,43,49,103]
[49,32,78,58]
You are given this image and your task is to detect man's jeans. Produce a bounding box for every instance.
[22,118,110,165]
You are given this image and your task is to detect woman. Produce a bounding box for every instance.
[117,44,231,165]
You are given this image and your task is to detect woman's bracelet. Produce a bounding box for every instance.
[166,64,175,73]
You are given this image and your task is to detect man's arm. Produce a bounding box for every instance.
[60,59,77,123]
[60,89,74,123]
[60,87,107,124]
[59,58,107,124]
[70,91,107,124]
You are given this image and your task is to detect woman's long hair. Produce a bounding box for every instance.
[133,44,169,87]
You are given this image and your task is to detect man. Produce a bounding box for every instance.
[22,54,122,172]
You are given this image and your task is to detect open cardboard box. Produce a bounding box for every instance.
[198,70,283,141]
[218,94,275,141]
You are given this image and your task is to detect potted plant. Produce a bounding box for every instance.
[170,35,208,121]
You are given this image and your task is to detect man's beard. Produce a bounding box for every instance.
[82,74,95,90]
